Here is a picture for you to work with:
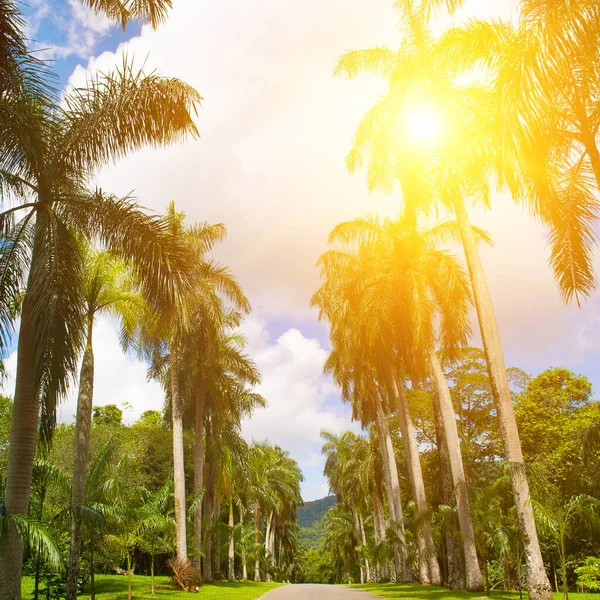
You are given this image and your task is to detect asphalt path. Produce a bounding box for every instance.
[259,584,379,599]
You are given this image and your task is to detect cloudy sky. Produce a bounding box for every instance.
[6,0,600,500]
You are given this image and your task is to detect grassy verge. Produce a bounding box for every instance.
[22,575,282,600]
[351,583,593,600]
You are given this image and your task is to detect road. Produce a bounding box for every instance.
[260,584,379,599]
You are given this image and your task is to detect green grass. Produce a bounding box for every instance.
[22,575,282,600]
[351,583,595,600]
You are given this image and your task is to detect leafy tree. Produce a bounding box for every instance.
[575,557,600,592]
[91,405,123,427]
[517,368,600,493]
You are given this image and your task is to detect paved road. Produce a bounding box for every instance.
[260,584,378,599]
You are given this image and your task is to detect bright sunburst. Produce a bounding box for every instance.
[402,104,443,146]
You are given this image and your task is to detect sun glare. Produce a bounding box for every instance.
[402,104,443,146]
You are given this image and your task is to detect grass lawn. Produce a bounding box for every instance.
[351,583,594,600]
[22,575,282,600]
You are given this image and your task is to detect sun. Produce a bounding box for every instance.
[402,104,443,146]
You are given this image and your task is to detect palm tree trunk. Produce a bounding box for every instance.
[373,483,389,582]
[359,512,371,582]
[240,510,248,580]
[151,554,155,594]
[0,287,40,600]
[193,385,205,572]
[429,352,483,591]
[431,376,464,590]
[352,508,365,584]
[171,352,188,562]
[228,498,235,582]
[214,491,221,579]
[203,420,214,583]
[265,510,274,582]
[394,379,442,585]
[66,316,95,600]
[374,395,411,582]
[453,195,552,600]
[254,500,262,581]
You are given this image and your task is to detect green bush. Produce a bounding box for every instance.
[575,557,600,592]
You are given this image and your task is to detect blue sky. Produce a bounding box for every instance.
[7,0,600,501]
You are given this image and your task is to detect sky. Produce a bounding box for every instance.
[5,0,600,501]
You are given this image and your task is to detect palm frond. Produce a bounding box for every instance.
[58,57,201,174]
[81,0,172,29]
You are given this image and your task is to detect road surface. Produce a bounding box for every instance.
[260,584,379,599]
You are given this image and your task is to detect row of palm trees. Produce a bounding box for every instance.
[311,0,600,599]
[0,0,281,597]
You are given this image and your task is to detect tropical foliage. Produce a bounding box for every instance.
[3,0,600,598]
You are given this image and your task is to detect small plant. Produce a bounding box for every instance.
[167,558,202,591]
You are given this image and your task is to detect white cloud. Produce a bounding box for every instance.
[27,0,115,61]
[239,316,357,476]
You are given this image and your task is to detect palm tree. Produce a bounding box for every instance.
[441,3,600,304]
[66,248,143,600]
[334,2,551,596]
[139,202,250,567]
[135,483,176,595]
[0,56,201,598]
[322,504,361,584]
[181,310,261,574]
[29,460,71,600]
[247,443,303,583]
[313,215,483,588]
[321,431,371,583]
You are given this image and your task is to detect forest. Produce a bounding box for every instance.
[302,357,600,594]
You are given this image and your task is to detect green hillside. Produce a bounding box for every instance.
[298,495,336,548]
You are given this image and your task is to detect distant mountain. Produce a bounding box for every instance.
[297,496,336,548]
[298,495,336,528]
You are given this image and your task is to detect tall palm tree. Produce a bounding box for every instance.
[0,58,201,598]
[139,202,249,566]
[334,2,551,596]
[439,2,600,305]
[200,383,264,582]
[66,248,143,600]
[321,430,374,583]
[322,337,412,582]
[313,215,482,587]
[248,443,303,582]
[181,310,261,573]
